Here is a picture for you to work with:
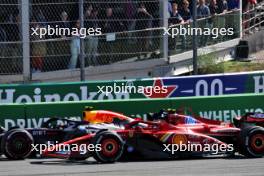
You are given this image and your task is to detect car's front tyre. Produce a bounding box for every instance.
[92,131,124,163]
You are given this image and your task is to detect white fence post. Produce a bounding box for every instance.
[20,0,30,82]
[161,0,169,62]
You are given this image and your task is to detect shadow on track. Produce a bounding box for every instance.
[224,154,263,160]
[30,159,112,166]
[29,155,250,166]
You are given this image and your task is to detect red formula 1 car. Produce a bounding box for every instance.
[43,109,264,163]
[233,112,264,128]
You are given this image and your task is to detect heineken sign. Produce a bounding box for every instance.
[0,71,264,104]
[0,86,130,104]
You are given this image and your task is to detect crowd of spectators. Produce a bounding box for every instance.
[0,0,248,73]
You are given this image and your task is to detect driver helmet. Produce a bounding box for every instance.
[151,109,168,121]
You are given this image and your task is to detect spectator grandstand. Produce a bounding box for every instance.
[0,0,249,82]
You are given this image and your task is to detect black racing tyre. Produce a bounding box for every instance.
[1,129,34,160]
[92,131,124,163]
[240,126,264,158]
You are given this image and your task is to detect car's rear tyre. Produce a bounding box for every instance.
[240,126,264,158]
[1,129,34,160]
[92,131,124,163]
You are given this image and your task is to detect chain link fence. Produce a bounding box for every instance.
[168,10,241,55]
[28,0,164,73]
[0,0,244,82]
[30,0,79,72]
[0,0,22,75]
[241,1,264,63]
[242,0,264,35]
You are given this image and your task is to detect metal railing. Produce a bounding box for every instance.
[242,1,264,35]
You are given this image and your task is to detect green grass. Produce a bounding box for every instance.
[220,61,264,72]
[199,60,264,74]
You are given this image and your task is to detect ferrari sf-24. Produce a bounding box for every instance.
[42,109,264,163]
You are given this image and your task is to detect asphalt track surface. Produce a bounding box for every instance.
[0,155,264,176]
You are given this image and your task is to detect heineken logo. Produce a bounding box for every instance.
[0,86,130,104]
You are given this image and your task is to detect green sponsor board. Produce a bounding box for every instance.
[0,80,142,104]
[0,104,26,129]
[1,93,263,129]
[0,71,264,104]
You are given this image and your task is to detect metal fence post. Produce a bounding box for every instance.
[239,0,243,38]
[20,0,30,82]
[79,0,85,81]
[192,0,198,75]
[161,0,169,62]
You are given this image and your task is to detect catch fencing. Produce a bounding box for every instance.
[0,0,241,82]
